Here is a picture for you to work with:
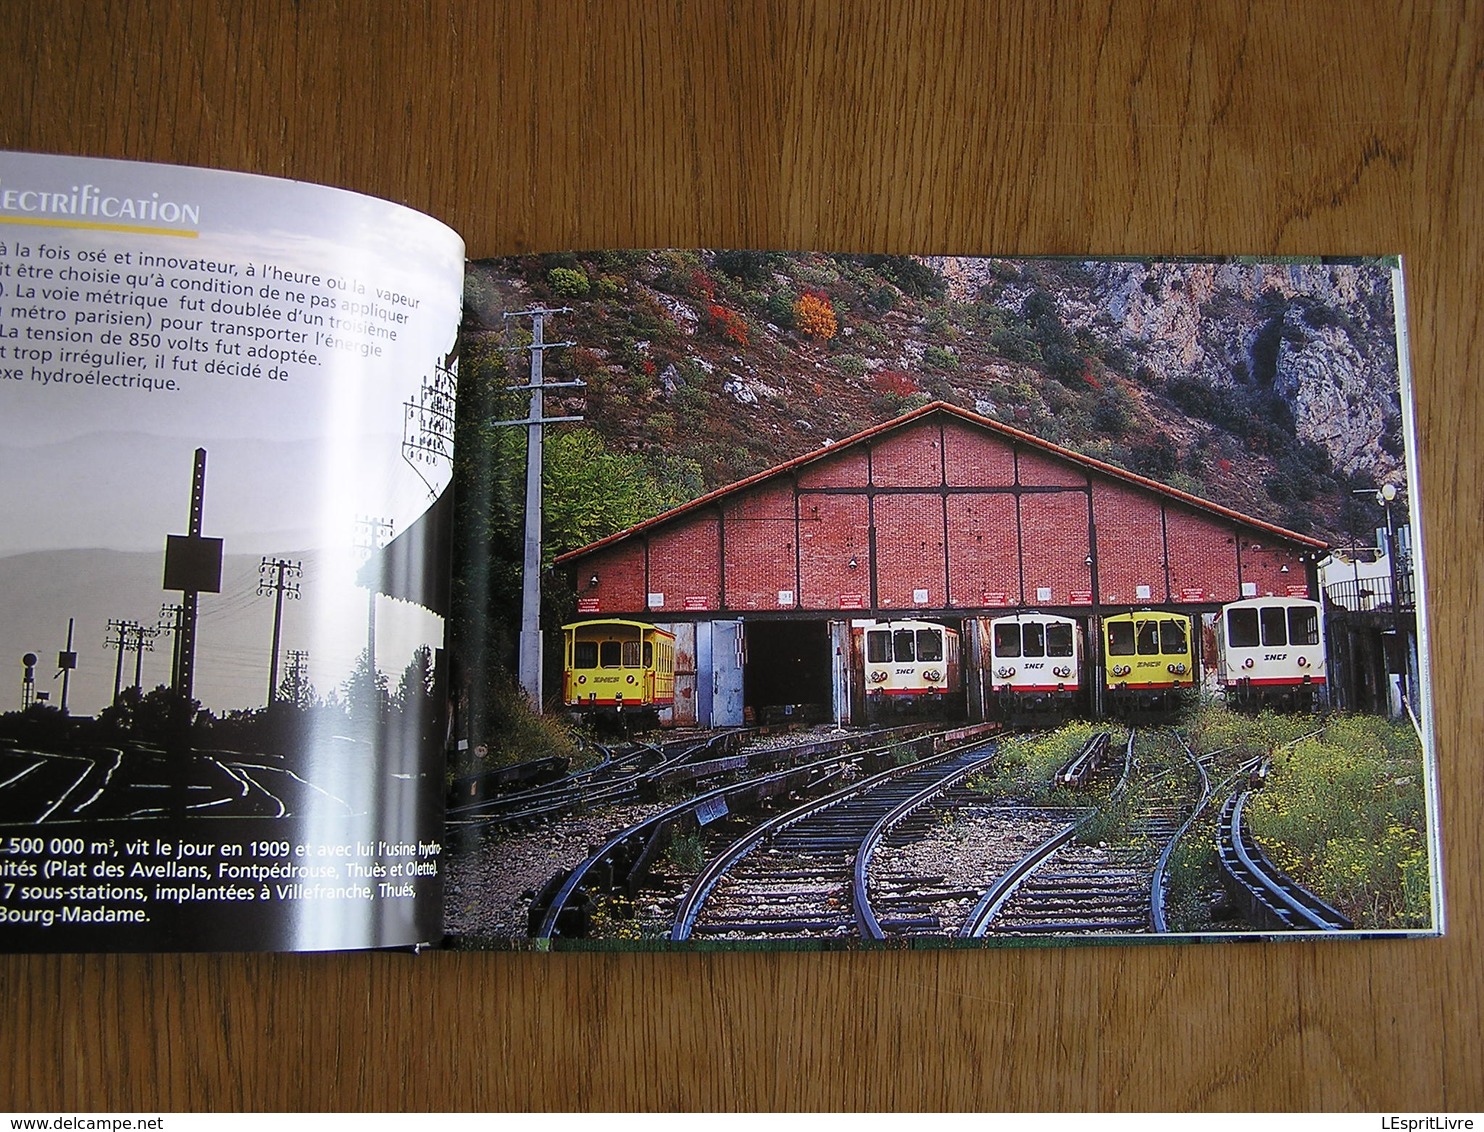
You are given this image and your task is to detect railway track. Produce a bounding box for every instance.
[961,729,1207,937]
[1215,790,1352,931]
[446,733,733,832]
[455,719,1362,944]
[670,739,1001,941]
[524,723,1001,941]
[0,740,340,823]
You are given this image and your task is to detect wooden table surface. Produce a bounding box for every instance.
[2,1,1480,1112]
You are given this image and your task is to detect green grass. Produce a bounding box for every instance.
[1243,714,1431,929]
[665,828,706,872]
[979,721,1127,804]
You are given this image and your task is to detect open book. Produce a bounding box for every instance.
[0,153,1443,952]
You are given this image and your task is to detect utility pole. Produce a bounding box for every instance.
[126,623,158,692]
[354,516,394,685]
[104,618,140,704]
[495,307,583,709]
[57,618,76,715]
[285,648,310,707]
[158,604,183,691]
[258,557,302,705]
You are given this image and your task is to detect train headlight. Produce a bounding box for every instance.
[1297,655,1309,668]
[869,670,889,683]
[577,674,587,684]
[923,668,942,683]
[1053,665,1071,678]
[1167,663,1188,675]
[1112,664,1130,677]
[1243,658,1255,669]
[996,666,1016,678]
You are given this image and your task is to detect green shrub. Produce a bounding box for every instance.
[547,266,590,298]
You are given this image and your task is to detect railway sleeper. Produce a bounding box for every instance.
[690,919,851,935]
[872,889,987,904]
[994,920,1150,933]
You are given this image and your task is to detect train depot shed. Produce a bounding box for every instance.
[555,402,1327,727]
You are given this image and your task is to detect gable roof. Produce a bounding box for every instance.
[555,401,1328,564]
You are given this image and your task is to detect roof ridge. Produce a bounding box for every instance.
[554,401,1326,564]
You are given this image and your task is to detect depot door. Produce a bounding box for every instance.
[708,620,746,727]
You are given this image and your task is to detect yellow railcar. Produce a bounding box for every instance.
[562,619,677,720]
[1102,610,1194,716]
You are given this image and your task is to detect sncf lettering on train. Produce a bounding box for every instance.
[1264,653,1289,661]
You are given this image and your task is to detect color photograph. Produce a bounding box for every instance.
[445,251,1439,948]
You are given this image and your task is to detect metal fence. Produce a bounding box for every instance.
[1324,570,1415,613]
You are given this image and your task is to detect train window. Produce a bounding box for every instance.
[622,640,643,666]
[1288,605,1319,645]
[1136,620,1160,655]
[600,641,623,667]
[643,642,654,667]
[1046,623,1074,657]
[1160,619,1188,655]
[993,623,1021,657]
[574,641,599,668]
[1260,606,1288,646]
[867,630,892,663]
[1227,608,1259,648]
[1022,622,1046,657]
[916,629,943,662]
[893,629,917,662]
[1107,622,1135,656]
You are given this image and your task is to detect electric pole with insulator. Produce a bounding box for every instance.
[259,557,302,705]
[104,618,141,705]
[354,516,394,686]
[284,648,311,707]
[491,307,584,709]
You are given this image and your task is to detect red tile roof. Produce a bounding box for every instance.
[554,400,1328,563]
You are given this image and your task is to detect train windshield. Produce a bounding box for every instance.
[1136,620,1161,654]
[1022,622,1046,657]
[1046,623,1074,657]
[867,630,892,663]
[916,629,943,662]
[1227,608,1260,648]
[643,642,654,666]
[1160,619,1188,655]
[993,623,1021,657]
[1260,606,1288,646]
[1288,606,1319,645]
[600,641,623,667]
[1107,622,1135,656]
[893,629,917,662]
[574,641,599,668]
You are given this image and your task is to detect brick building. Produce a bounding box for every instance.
[555,402,1327,725]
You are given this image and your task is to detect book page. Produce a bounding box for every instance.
[0,152,463,951]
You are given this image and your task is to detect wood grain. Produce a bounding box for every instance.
[1,0,1479,1112]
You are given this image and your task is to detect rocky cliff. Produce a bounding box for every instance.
[462,252,1410,546]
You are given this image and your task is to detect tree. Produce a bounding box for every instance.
[395,645,436,714]
[342,648,389,734]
